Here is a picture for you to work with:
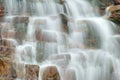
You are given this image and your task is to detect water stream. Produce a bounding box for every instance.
[1,0,120,80]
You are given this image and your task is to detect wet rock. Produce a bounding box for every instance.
[0,39,15,57]
[0,60,10,77]
[107,5,120,12]
[0,60,17,79]
[25,64,39,80]
[60,14,69,33]
[106,5,120,21]
[42,66,60,80]
[0,62,24,80]
[1,23,16,39]
[114,0,120,5]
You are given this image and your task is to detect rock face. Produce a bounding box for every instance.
[42,66,60,80]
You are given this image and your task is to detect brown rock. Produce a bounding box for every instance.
[0,4,4,17]
[42,66,60,80]
[25,64,39,80]
[107,5,120,12]
[0,59,10,77]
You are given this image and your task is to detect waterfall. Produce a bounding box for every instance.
[0,0,120,80]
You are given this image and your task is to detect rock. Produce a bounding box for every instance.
[0,4,4,17]
[1,23,16,39]
[42,66,60,80]
[0,16,29,23]
[0,39,15,57]
[0,62,25,80]
[114,0,120,5]
[107,5,120,12]
[0,59,10,77]
[105,5,120,21]
[25,64,39,80]
[60,14,69,33]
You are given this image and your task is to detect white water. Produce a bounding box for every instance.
[1,0,120,80]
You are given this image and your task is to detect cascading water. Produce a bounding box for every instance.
[1,0,120,80]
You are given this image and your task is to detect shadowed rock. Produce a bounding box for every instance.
[60,14,69,33]
[42,66,60,80]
